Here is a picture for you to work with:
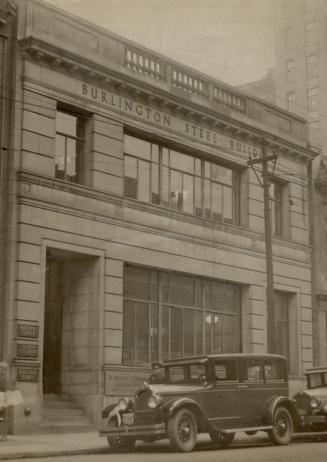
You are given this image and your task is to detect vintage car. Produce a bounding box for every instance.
[99,354,298,452]
[293,365,327,432]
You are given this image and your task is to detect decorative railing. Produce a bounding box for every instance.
[213,86,246,113]
[23,0,307,142]
[125,46,165,81]
[172,67,208,99]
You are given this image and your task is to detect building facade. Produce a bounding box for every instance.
[274,0,327,367]
[0,0,316,432]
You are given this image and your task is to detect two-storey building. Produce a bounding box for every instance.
[0,0,317,432]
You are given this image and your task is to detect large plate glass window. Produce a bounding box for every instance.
[123,265,242,366]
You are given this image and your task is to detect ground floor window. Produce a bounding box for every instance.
[313,301,327,366]
[268,291,290,360]
[122,265,242,366]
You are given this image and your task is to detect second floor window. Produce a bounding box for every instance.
[55,110,85,183]
[123,134,240,224]
[287,91,295,112]
[286,60,295,82]
[270,180,285,237]
[307,54,318,79]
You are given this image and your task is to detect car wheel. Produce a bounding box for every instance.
[167,408,197,452]
[268,406,293,445]
[107,417,136,453]
[209,430,234,448]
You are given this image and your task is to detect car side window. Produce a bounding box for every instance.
[214,361,237,381]
[245,359,263,382]
[264,360,283,381]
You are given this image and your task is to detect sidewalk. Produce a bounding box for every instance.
[0,431,108,460]
[0,430,325,460]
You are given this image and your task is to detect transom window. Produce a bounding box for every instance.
[122,265,242,366]
[123,134,240,224]
[55,110,85,183]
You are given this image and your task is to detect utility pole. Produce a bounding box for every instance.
[247,140,278,353]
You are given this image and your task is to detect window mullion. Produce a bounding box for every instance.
[64,136,68,181]
[158,273,163,361]
[148,302,151,364]
[134,303,138,364]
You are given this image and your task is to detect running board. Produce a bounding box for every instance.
[223,426,273,434]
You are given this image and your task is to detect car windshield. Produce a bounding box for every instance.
[167,363,206,384]
[308,373,324,388]
[148,367,165,384]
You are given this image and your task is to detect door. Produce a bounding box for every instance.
[43,258,63,394]
[209,359,241,430]
[239,358,267,427]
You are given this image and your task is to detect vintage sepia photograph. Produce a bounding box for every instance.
[0,0,327,461]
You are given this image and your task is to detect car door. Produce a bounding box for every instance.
[208,359,241,430]
[239,358,266,427]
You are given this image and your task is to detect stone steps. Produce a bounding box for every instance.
[41,394,95,433]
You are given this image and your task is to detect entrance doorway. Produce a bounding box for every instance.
[43,255,63,394]
[42,246,102,424]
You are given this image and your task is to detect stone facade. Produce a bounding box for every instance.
[0,0,317,432]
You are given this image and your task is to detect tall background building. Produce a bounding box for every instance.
[274,0,327,366]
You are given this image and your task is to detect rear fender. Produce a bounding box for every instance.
[264,395,298,426]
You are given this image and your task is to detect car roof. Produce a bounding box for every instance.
[159,353,286,367]
[305,366,327,374]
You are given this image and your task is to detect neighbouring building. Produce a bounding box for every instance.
[0,0,17,366]
[0,0,317,432]
[274,0,327,367]
[238,68,276,105]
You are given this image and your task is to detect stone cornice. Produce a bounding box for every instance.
[18,37,317,163]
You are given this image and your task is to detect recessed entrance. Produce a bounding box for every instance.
[42,247,102,423]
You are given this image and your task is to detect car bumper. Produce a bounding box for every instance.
[298,415,327,425]
[99,423,166,438]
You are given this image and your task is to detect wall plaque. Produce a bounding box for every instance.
[17,324,39,339]
[17,343,38,359]
[105,370,148,396]
[17,368,39,383]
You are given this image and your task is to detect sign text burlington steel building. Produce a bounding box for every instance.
[81,82,262,158]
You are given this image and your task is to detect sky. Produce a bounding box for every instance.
[43,0,275,86]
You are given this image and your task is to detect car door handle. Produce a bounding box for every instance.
[238,384,248,389]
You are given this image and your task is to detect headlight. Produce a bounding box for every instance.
[148,393,162,409]
[310,397,321,409]
[322,403,327,414]
[118,397,129,411]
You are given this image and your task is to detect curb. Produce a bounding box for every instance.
[0,447,108,460]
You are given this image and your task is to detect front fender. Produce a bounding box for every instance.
[161,397,208,421]
[101,403,117,419]
[263,395,298,426]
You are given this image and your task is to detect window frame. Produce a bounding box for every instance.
[122,265,242,366]
[123,133,241,225]
[55,108,86,184]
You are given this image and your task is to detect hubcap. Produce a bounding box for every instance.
[178,418,192,443]
[275,415,288,437]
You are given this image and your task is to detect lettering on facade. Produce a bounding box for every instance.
[105,370,147,395]
[17,324,38,339]
[16,343,38,359]
[16,368,39,383]
[80,82,261,158]
[82,83,171,127]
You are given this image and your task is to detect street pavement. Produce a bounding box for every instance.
[0,431,327,461]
